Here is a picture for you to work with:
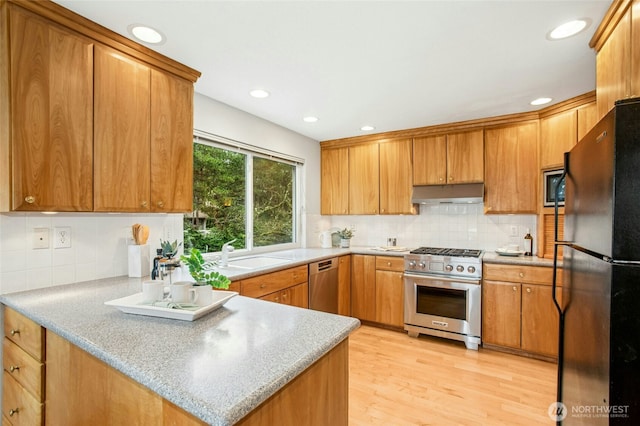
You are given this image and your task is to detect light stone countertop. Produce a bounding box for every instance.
[482,252,561,267]
[0,276,360,426]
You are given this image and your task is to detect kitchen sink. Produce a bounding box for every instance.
[222,256,293,270]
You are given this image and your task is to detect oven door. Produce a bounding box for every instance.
[404,273,481,338]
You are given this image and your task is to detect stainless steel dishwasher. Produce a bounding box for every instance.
[308,257,339,314]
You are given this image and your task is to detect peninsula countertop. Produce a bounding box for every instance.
[0,276,360,426]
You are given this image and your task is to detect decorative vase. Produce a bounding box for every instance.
[340,238,350,248]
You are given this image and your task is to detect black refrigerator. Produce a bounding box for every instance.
[554,98,640,425]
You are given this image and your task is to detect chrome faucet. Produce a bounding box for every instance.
[219,239,236,267]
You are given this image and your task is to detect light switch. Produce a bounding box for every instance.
[33,228,50,249]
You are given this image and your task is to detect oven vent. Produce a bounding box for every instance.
[411,183,484,204]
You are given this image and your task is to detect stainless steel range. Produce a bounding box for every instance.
[404,247,483,350]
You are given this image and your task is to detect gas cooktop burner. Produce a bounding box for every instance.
[409,247,482,258]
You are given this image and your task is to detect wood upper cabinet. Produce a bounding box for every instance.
[593,0,637,120]
[320,147,349,215]
[540,109,576,169]
[577,101,598,142]
[413,130,484,185]
[484,121,538,214]
[3,5,94,212]
[348,144,379,215]
[94,45,151,212]
[379,138,413,214]
[150,70,194,212]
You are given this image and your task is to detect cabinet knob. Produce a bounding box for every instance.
[9,365,20,373]
[519,272,524,278]
[526,287,531,293]
[157,201,164,208]
[439,177,444,182]
[260,283,266,289]
[141,200,148,207]
[274,296,279,302]
[512,286,517,291]
[25,195,35,204]
[10,329,20,336]
[9,408,19,417]
[387,262,392,267]
[449,176,453,181]
[281,293,287,299]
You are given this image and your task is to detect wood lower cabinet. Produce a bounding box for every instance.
[239,265,309,309]
[2,4,94,212]
[3,308,45,425]
[351,255,404,328]
[482,264,562,358]
[337,255,351,316]
[484,121,538,214]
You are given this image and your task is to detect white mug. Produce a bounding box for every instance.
[193,285,214,306]
[507,244,520,251]
[170,282,198,304]
[142,280,165,303]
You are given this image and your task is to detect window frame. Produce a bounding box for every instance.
[191,131,304,256]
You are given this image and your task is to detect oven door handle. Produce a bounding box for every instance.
[403,272,480,286]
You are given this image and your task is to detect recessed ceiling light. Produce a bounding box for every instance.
[303,116,318,123]
[548,19,590,40]
[128,24,165,44]
[250,89,270,98]
[360,125,375,131]
[530,97,552,106]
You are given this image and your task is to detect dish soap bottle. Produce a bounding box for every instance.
[524,229,533,256]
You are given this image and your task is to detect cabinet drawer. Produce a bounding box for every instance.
[4,309,44,362]
[241,265,308,298]
[3,339,44,401]
[375,256,404,272]
[484,264,562,286]
[2,373,43,425]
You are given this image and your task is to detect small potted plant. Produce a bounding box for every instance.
[337,228,354,248]
[180,248,231,289]
[160,239,182,259]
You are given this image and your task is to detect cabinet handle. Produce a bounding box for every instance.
[439,177,444,182]
[260,283,266,289]
[387,262,392,267]
[9,408,19,417]
[10,329,20,336]
[526,287,531,293]
[274,296,279,302]
[512,286,517,291]
[519,272,524,278]
[281,293,287,299]
[141,200,148,208]
[25,195,35,204]
[9,365,20,373]
[449,176,453,181]
[157,201,164,208]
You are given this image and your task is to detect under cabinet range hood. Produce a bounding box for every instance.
[411,183,484,204]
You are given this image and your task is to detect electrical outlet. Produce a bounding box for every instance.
[53,227,72,249]
[33,228,50,249]
[509,226,518,237]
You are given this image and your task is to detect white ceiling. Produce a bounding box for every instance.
[54,0,612,142]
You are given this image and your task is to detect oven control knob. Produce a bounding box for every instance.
[468,266,476,273]
[445,265,453,272]
[408,261,416,268]
[418,262,426,269]
[456,265,464,272]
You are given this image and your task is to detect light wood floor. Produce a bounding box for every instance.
[349,325,557,426]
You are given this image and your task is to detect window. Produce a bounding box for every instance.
[184,134,301,254]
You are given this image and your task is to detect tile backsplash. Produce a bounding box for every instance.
[312,203,537,253]
[0,213,184,294]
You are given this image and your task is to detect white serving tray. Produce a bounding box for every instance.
[105,290,238,321]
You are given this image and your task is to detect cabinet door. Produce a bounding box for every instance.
[150,70,193,212]
[413,135,447,185]
[337,255,351,316]
[482,280,521,349]
[374,270,404,327]
[320,147,349,215]
[9,6,93,211]
[283,282,309,309]
[379,139,413,214]
[540,110,577,169]
[596,8,631,120]
[446,130,484,183]
[350,255,376,321]
[348,144,379,214]
[484,122,538,214]
[633,0,640,100]
[94,45,151,212]
[576,102,598,142]
[521,284,561,357]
